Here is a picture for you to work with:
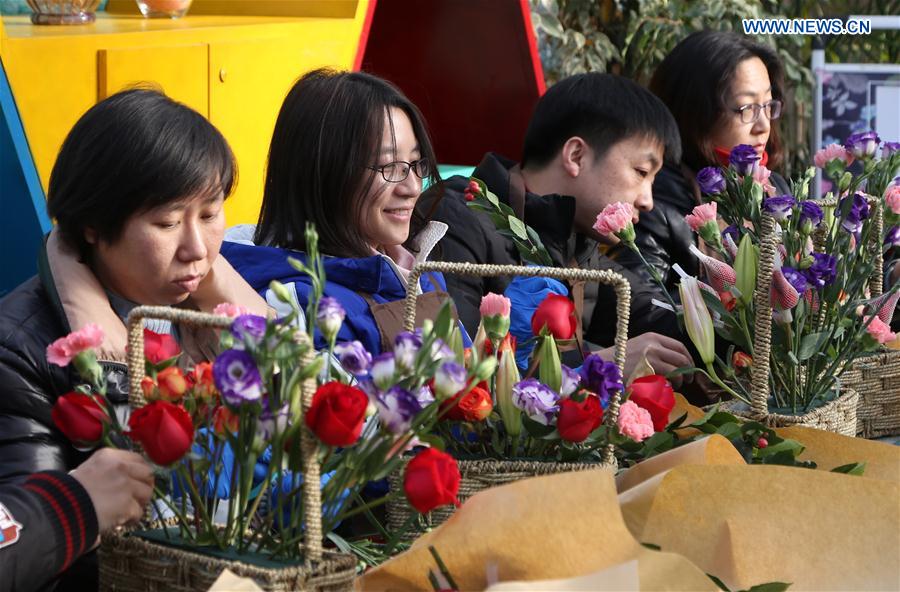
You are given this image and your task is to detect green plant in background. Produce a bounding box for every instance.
[530,0,900,180]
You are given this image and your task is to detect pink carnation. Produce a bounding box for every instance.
[617,400,655,442]
[684,202,718,232]
[213,302,251,318]
[885,184,900,216]
[593,202,634,236]
[46,323,105,367]
[814,144,853,169]
[865,315,897,345]
[479,292,511,318]
[752,165,777,196]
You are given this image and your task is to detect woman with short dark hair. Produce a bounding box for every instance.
[0,88,268,590]
[623,30,791,292]
[223,68,462,354]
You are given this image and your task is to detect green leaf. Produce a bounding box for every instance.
[742,582,792,592]
[432,302,453,339]
[417,433,446,452]
[484,189,500,208]
[797,332,829,362]
[714,422,742,440]
[831,462,866,476]
[707,573,732,591]
[522,415,555,438]
[508,215,528,240]
[640,542,661,551]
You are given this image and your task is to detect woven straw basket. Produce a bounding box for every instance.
[386,458,615,532]
[99,306,357,592]
[731,212,869,435]
[808,194,900,437]
[842,349,900,437]
[387,262,630,531]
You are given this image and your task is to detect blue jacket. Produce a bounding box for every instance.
[221,241,454,355]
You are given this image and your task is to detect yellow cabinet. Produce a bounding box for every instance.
[0,3,369,224]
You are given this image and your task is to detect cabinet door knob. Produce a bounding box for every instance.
[218,68,227,82]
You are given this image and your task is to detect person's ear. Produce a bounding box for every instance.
[84,228,99,245]
[560,137,589,178]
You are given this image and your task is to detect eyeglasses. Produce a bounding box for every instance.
[733,99,783,124]
[368,158,431,183]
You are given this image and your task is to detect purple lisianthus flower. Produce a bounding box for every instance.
[729,144,761,176]
[433,361,467,398]
[839,192,870,235]
[762,195,796,221]
[802,253,838,290]
[560,365,580,398]
[511,378,559,425]
[231,314,267,346]
[882,141,900,159]
[798,200,824,233]
[213,349,264,406]
[781,267,809,294]
[370,353,396,390]
[578,354,623,405]
[334,340,372,375]
[697,166,726,194]
[256,400,289,441]
[316,297,345,341]
[413,385,435,407]
[885,225,900,247]
[375,387,422,434]
[393,331,422,372]
[844,131,881,159]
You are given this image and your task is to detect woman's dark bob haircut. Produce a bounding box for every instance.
[47,88,236,260]
[255,68,439,258]
[650,30,785,171]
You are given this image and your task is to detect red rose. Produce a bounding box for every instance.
[627,375,675,432]
[212,405,239,436]
[187,362,218,402]
[143,329,181,365]
[403,448,460,514]
[52,392,109,446]
[719,291,737,312]
[157,366,188,402]
[732,351,752,372]
[531,294,577,340]
[128,401,194,466]
[557,395,603,443]
[442,386,493,422]
[305,382,368,446]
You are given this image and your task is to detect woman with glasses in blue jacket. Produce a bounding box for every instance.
[222,68,464,354]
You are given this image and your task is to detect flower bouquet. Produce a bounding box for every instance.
[382,258,693,532]
[594,137,900,435]
[47,226,476,591]
[815,137,900,437]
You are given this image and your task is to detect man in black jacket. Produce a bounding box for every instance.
[0,448,153,592]
[420,73,694,382]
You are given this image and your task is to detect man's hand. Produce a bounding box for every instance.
[599,332,694,387]
[71,449,154,534]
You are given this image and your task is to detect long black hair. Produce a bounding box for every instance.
[47,88,235,261]
[255,69,440,258]
[650,30,785,172]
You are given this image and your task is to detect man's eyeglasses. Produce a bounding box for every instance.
[733,99,783,124]
[368,158,431,183]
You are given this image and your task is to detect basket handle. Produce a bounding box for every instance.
[125,306,324,563]
[402,262,631,465]
[750,216,778,416]
[811,194,884,297]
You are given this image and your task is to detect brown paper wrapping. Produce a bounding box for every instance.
[357,469,716,591]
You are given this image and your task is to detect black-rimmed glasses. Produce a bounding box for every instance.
[368,158,431,183]
[733,99,783,124]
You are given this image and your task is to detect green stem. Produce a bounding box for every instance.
[703,363,751,405]
[628,243,680,313]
